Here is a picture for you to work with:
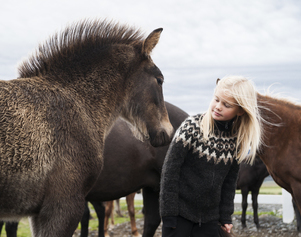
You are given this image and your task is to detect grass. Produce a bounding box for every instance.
[233,210,282,218]
[1,182,282,236]
[77,200,144,231]
[0,200,144,237]
[236,180,282,195]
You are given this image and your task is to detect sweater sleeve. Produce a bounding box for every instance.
[159,118,190,218]
[219,159,240,224]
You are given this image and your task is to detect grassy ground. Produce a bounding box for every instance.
[1,181,282,236]
[0,200,144,237]
[236,180,282,195]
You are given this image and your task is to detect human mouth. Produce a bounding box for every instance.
[213,111,222,117]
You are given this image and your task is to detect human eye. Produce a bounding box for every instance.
[224,103,232,108]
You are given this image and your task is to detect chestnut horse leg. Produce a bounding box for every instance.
[115,199,124,217]
[126,193,142,237]
[142,187,161,237]
[103,201,114,237]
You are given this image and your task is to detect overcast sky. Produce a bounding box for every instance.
[1,0,300,114]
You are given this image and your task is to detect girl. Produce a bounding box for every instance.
[159,76,263,236]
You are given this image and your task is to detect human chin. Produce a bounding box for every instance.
[212,111,223,120]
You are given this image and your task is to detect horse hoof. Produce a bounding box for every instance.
[132,230,142,237]
[132,234,142,237]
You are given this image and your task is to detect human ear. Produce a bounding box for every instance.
[237,107,245,117]
[216,78,220,85]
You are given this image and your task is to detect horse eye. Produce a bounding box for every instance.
[156,77,163,85]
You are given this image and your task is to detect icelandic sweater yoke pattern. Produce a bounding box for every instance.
[174,114,237,165]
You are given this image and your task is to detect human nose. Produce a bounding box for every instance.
[215,102,222,111]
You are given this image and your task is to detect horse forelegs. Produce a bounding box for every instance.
[103,201,114,237]
[251,190,260,229]
[5,222,18,237]
[142,187,161,237]
[29,197,85,237]
[0,221,3,235]
[126,192,141,237]
[115,199,124,217]
[293,198,301,232]
[90,201,105,237]
[80,202,90,237]
[241,188,249,228]
[290,184,301,233]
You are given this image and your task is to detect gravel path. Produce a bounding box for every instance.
[73,203,301,237]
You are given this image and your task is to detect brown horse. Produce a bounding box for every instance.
[80,102,231,237]
[257,93,301,213]
[103,193,140,237]
[0,19,173,237]
[80,102,188,237]
[236,156,269,228]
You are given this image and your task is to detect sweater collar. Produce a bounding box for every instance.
[214,117,236,132]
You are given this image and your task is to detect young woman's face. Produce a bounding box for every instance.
[210,89,244,121]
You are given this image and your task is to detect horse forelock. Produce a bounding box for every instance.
[17,19,145,79]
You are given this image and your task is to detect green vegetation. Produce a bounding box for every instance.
[236,181,282,195]
[77,200,144,231]
[0,200,144,237]
[234,210,282,218]
[0,184,282,236]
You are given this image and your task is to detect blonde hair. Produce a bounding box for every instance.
[201,75,263,164]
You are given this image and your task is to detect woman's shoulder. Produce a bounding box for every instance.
[176,113,204,135]
[172,113,204,146]
[182,113,204,126]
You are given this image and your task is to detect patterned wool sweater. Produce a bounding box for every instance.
[159,114,240,225]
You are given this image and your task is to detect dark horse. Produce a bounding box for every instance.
[80,102,231,237]
[0,221,18,237]
[236,156,269,228]
[80,102,187,237]
[0,19,174,237]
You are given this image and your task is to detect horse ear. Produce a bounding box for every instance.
[216,78,220,85]
[142,28,163,56]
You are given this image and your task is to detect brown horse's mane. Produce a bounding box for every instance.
[18,19,145,79]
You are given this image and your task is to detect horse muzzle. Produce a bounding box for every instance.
[149,123,174,147]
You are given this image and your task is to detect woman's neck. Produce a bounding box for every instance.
[214,117,236,132]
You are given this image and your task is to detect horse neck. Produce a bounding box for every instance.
[259,94,301,150]
[60,74,127,137]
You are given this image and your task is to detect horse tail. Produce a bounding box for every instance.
[218,225,235,237]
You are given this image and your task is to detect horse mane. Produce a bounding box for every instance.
[18,19,145,79]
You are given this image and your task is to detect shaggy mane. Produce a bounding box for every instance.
[18,19,145,78]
